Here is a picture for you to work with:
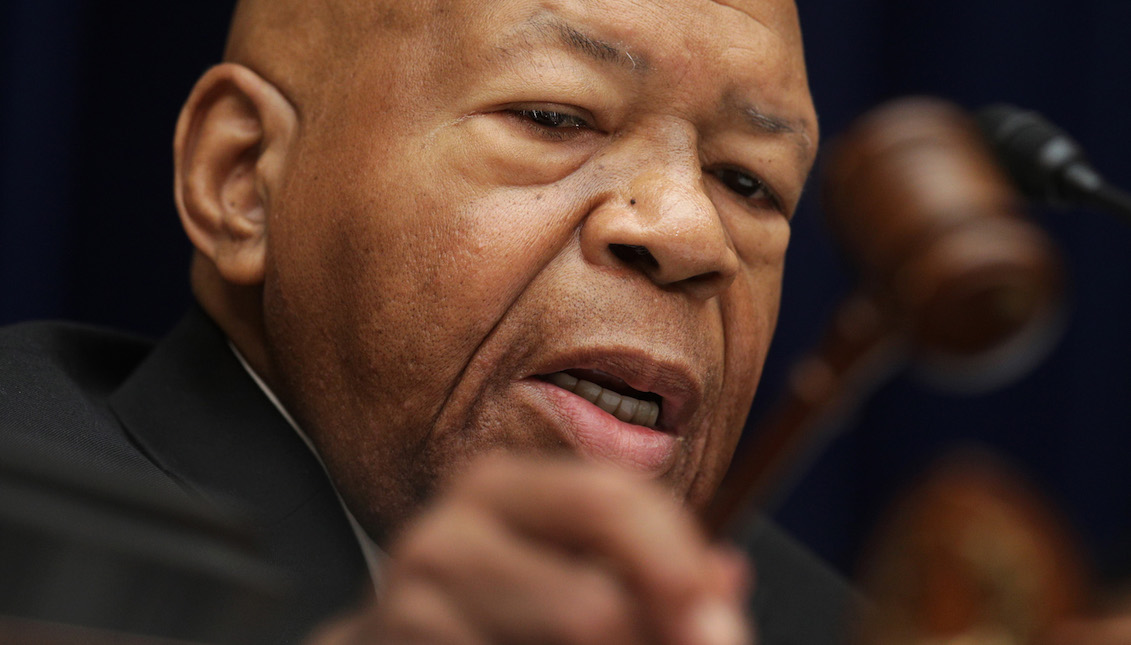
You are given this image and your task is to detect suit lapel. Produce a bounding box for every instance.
[109,305,368,643]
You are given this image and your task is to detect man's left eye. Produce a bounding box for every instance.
[710,167,781,210]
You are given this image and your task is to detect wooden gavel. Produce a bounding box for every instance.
[704,97,1066,535]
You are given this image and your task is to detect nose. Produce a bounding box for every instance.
[580,145,740,301]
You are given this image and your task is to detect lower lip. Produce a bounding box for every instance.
[521,378,679,475]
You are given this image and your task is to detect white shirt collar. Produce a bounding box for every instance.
[228,342,386,594]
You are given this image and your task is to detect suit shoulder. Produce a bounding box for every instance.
[741,516,864,645]
[0,320,161,475]
[0,320,153,391]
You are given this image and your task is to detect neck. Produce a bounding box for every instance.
[191,253,274,387]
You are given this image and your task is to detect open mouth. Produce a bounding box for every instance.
[538,369,663,429]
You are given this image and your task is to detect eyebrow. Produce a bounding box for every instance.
[742,104,813,153]
[525,17,647,72]
[744,106,795,135]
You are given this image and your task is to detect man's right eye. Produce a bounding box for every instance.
[503,105,598,142]
[514,108,589,130]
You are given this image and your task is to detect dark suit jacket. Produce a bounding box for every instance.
[0,305,857,644]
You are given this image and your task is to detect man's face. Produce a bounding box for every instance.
[261,0,817,534]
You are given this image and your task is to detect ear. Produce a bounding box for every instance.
[174,63,297,286]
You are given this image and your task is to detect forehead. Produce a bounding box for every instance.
[455,0,803,76]
[442,0,816,156]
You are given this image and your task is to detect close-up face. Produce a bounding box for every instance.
[259,0,818,537]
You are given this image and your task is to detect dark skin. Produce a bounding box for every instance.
[174,0,818,642]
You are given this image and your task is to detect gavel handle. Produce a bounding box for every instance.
[703,293,904,537]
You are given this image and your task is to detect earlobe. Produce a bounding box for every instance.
[174,63,296,286]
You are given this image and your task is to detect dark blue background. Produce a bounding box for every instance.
[3,1,1129,584]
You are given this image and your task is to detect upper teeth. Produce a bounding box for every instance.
[545,372,660,429]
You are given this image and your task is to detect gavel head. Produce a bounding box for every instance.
[822,97,1065,389]
[854,451,1089,645]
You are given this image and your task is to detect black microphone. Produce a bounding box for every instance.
[977,104,1131,221]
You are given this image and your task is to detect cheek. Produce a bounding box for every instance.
[446,116,592,187]
[720,221,790,419]
[266,130,581,432]
[683,268,784,504]
[683,223,787,497]
[729,211,791,271]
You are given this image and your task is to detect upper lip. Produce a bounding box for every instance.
[527,348,703,433]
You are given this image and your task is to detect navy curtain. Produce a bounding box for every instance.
[3,1,1130,581]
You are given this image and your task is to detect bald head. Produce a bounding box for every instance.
[221,0,808,123]
[223,0,446,118]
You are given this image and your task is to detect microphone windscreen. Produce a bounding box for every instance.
[976,104,1094,206]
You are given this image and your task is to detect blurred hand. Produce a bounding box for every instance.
[310,454,753,645]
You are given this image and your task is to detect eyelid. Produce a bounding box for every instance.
[506,102,599,129]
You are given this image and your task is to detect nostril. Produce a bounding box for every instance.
[609,243,659,270]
